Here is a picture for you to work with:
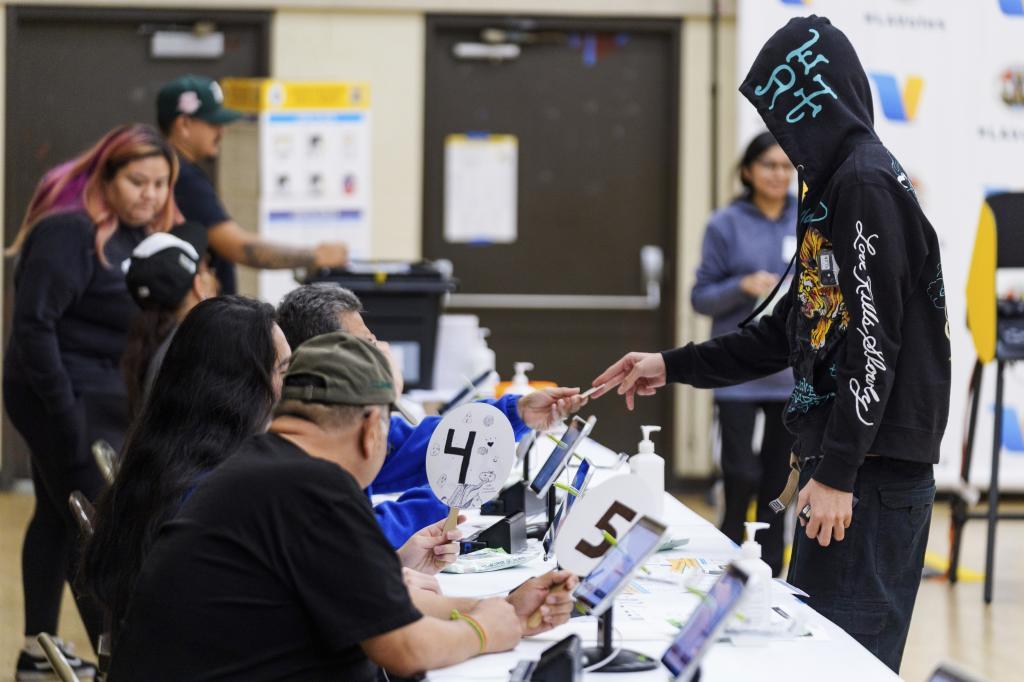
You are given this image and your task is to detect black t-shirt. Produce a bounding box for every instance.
[174,156,237,294]
[109,433,422,681]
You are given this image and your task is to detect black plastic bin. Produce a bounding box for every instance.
[304,261,457,390]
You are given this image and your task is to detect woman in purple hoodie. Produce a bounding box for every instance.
[690,131,796,576]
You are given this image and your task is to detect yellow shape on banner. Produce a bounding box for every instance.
[966,201,998,363]
[902,76,925,121]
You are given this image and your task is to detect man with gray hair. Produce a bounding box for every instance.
[277,283,588,547]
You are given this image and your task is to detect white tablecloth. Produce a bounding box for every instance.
[425,463,901,681]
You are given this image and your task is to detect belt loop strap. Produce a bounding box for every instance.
[769,453,801,514]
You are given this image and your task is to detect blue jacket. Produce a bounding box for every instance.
[691,196,796,402]
[370,394,529,548]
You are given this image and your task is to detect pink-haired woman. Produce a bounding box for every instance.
[4,123,180,679]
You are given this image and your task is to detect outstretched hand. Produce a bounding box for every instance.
[517,387,589,431]
[590,352,667,411]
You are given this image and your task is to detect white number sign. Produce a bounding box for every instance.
[553,474,656,575]
[426,403,516,509]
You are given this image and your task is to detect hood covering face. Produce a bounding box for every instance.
[739,15,877,189]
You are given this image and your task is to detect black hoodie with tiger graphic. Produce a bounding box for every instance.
[663,15,950,492]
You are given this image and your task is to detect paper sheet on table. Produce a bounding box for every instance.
[444,134,517,244]
[443,542,542,574]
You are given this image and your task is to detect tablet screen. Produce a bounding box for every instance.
[543,458,593,556]
[661,566,748,678]
[573,516,665,613]
[529,420,586,496]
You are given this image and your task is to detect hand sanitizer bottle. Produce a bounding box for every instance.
[505,362,535,396]
[735,521,773,630]
[630,425,664,518]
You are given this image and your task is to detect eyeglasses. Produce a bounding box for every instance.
[754,160,794,174]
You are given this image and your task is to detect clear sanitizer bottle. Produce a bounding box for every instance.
[735,521,773,630]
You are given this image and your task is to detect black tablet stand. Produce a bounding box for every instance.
[581,607,657,673]
[459,511,527,554]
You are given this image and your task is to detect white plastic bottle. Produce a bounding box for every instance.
[470,328,498,398]
[735,521,773,630]
[504,362,536,396]
[629,425,664,518]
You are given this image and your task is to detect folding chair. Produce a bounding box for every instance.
[36,633,81,682]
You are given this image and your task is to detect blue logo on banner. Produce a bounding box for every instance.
[870,73,924,122]
[1001,0,1024,16]
[990,405,1024,453]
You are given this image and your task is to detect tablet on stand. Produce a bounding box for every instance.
[571,515,667,673]
[661,563,750,682]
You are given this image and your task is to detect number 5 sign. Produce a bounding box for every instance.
[425,402,516,509]
[553,474,657,575]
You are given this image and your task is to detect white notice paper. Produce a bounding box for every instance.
[444,134,518,244]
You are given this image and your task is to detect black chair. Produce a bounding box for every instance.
[91,439,117,485]
[67,491,111,677]
[68,491,95,538]
[951,192,1024,603]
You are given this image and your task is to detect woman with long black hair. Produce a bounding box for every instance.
[82,295,291,640]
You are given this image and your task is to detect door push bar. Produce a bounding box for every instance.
[444,245,663,311]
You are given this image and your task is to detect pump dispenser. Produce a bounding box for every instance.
[735,521,773,629]
[504,362,535,396]
[630,425,664,517]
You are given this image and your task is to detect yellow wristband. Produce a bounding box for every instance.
[449,609,487,653]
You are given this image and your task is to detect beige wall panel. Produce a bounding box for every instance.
[674,16,737,478]
[273,10,425,261]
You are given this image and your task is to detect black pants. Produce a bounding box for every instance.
[716,400,793,575]
[788,457,935,673]
[4,377,127,650]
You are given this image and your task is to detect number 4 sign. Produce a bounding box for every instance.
[553,474,657,575]
[425,402,516,511]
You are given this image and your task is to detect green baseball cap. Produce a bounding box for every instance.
[282,332,396,406]
[157,75,243,131]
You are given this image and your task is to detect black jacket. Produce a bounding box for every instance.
[663,15,950,492]
[5,210,144,413]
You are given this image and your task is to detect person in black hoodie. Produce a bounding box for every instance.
[592,16,949,672]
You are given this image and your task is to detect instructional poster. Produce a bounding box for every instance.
[444,133,518,244]
[223,80,372,305]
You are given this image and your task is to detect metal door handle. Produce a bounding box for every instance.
[444,245,663,311]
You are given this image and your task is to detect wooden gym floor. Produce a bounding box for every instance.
[0,491,1020,681]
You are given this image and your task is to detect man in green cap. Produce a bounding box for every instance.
[157,74,348,295]
[108,332,576,681]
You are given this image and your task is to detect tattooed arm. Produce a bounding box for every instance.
[207,219,348,270]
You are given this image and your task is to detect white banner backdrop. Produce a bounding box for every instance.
[737,0,1024,490]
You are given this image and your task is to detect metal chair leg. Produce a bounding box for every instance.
[949,359,983,583]
[984,360,1004,604]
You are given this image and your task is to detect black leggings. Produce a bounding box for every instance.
[4,377,127,650]
[716,400,794,575]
